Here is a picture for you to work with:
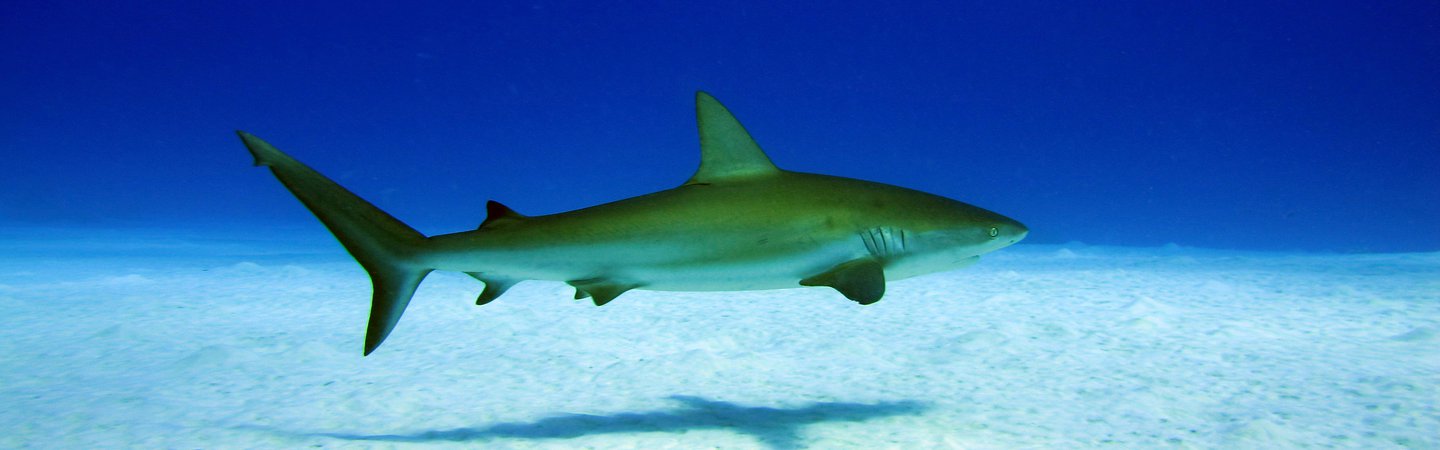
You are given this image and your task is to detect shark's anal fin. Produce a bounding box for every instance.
[800,258,886,305]
[567,278,642,306]
[466,273,519,305]
[478,200,528,230]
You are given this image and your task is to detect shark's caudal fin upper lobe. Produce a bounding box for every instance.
[237,131,430,356]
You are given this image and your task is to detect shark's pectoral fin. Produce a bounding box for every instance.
[800,258,886,305]
[567,278,642,306]
[467,273,519,305]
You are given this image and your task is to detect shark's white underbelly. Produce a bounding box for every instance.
[432,236,865,292]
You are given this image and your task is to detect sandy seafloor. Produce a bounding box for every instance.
[1,228,1436,449]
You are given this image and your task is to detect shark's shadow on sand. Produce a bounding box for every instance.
[307,395,929,449]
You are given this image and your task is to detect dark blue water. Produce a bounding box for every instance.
[4,1,1437,252]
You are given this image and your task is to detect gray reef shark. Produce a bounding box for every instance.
[238,92,1027,355]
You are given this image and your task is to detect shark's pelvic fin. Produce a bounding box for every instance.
[687,91,781,185]
[237,131,432,356]
[478,200,528,230]
[568,278,642,306]
[800,257,887,305]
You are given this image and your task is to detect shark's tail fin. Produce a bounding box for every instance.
[237,131,431,356]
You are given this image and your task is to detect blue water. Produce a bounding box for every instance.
[2,1,1435,252]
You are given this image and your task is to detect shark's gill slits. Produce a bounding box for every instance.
[860,227,908,259]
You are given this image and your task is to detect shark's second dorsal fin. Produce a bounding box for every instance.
[478,200,527,229]
[686,91,781,185]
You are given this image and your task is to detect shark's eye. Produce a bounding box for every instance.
[988,227,999,238]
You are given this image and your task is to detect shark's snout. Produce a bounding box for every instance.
[1000,219,1028,245]
[1012,221,1029,243]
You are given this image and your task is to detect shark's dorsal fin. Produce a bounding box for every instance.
[478,200,527,229]
[686,91,781,185]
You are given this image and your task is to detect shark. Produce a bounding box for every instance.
[238,92,1027,355]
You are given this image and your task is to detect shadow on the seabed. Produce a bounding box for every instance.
[293,395,929,449]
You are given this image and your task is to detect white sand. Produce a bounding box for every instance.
[2,229,1436,449]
